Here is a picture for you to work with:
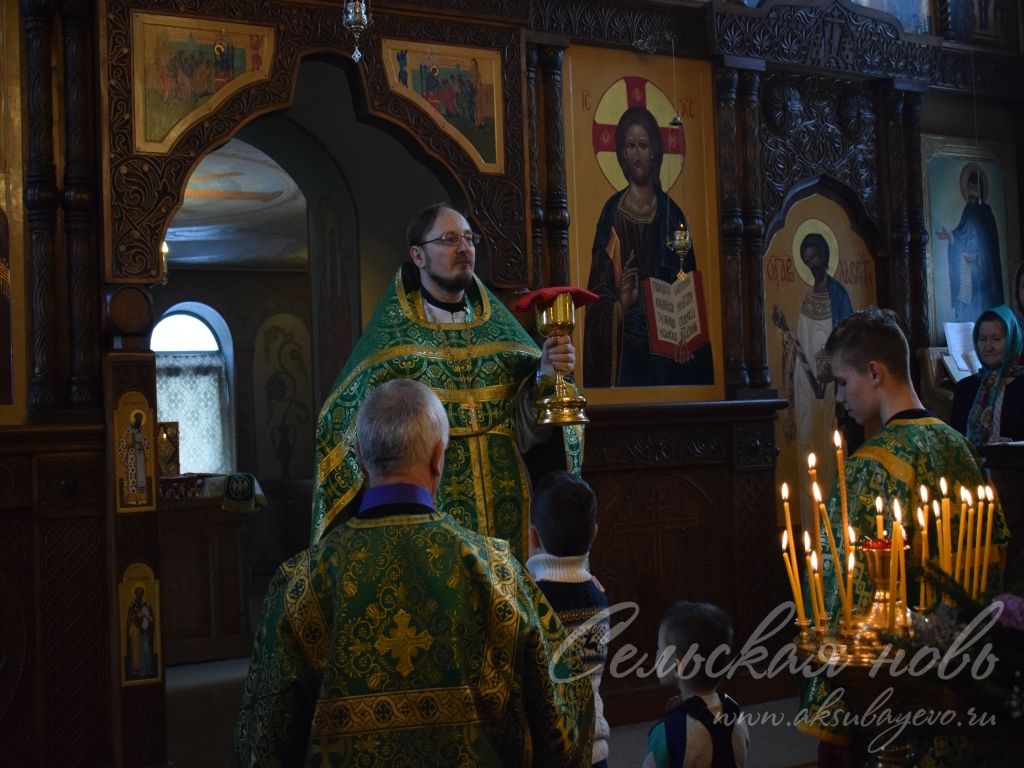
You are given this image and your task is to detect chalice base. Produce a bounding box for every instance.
[536,391,589,425]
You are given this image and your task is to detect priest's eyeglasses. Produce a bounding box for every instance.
[418,231,481,247]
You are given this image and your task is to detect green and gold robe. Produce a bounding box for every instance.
[234,504,595,767]
[311,265,584,557]
[797,411,1011,753]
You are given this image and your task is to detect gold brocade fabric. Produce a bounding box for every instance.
[311,266,585,559]
[234,510,595,767]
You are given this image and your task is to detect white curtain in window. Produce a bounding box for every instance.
[156,352,233,474]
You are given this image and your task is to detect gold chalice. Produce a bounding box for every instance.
[534,291,588,425]
[667,224,692,282]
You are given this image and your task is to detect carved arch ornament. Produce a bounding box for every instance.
[101,1,526,285]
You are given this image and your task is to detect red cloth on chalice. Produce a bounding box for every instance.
[512,286,599,313]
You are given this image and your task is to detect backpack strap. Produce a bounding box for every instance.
[671,694,739,768]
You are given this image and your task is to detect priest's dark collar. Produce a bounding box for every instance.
[357,482,435,518]
[419,284,468,314]
[885,408,934,424]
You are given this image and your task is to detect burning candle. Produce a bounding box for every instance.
[940,478,951,569]
[781,483,802,611]
[811,550,826,626]
[845,550,855,626]
[875,496,885,540]
[808,453,820,563]
[834,431,849,562]
[972,486,986,598]
[955,486,969,583]
[917,506,929,608]
[981,486,995,593]
[888,501,901,632]
[963,489,976,595]
[781,531,806,624]
[814,482,848,620]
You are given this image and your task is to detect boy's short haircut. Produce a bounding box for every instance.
[824,305,910,381]
[529,470,598,557]
[660,601,733,691]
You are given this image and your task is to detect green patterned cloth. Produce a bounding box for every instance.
[235,504,595,767]
[797,411,1011,756]
[311,265,585,559]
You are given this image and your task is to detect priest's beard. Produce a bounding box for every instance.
[425,265,474,295]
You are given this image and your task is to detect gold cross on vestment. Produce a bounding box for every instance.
[374,609,432,677]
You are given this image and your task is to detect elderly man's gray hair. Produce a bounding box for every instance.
[356,379,449,477]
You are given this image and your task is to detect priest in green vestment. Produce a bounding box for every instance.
[795,308,1010,763]
[311,204,584,559]
[235,379,594,767]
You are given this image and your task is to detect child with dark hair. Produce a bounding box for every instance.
[643,601,749,768]
[527,470,610,767]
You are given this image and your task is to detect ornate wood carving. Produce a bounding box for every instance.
[526,44,544,289]
[738,69,770,390]
[39,516,111,765]
[934,47,1024,101]
[530,0,708,55]
[539,46,569,286]
[881,87,911,332]
[110,356,157,404]
[36,453,102,513]
[715,67,748,393]
[713,0,938,83]
[103,2,529,286]
[582,399,787,717]
[732,421,777,471]
[0,524,31,761]
[383,0,529,19]
[61,0,100,408]
[761,73,879,226]
[903,92,929,352]
[0,455,32,508]
[22,0,63,409]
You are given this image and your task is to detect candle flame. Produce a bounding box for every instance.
[986,485,994,502]
[803,530,811,552]
[782,530,788,551]
[833,430,842,449]
[963,489,973,506]
[812,482,822,502]
[978,485,985,501]
[920,485,928,503]
[932,500,940,518]
[917,508,925,526]
[781,482,789,500]
[847,551,855,570]
[940,477,948,495]
[808,453,816,469]
[811,550,819,571]
[893,499,901,520]
[848,525,856,544]
[875,496,883,513]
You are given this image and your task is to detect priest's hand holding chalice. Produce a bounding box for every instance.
[513,286,598,426]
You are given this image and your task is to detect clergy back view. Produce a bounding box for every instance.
[234,378,594,767]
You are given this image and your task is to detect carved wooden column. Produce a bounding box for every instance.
[526,44,545,289]
[539,45,569,286]
[22,0,63,409]
[881,86,911,334]
[62,0,100,408]
[737,68,770,391]
[715,66,749,394]
[903,90,929,351]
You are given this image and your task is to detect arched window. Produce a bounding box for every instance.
[151,305,235,474]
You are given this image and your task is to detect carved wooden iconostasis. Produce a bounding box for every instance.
[5,0,1024,764]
